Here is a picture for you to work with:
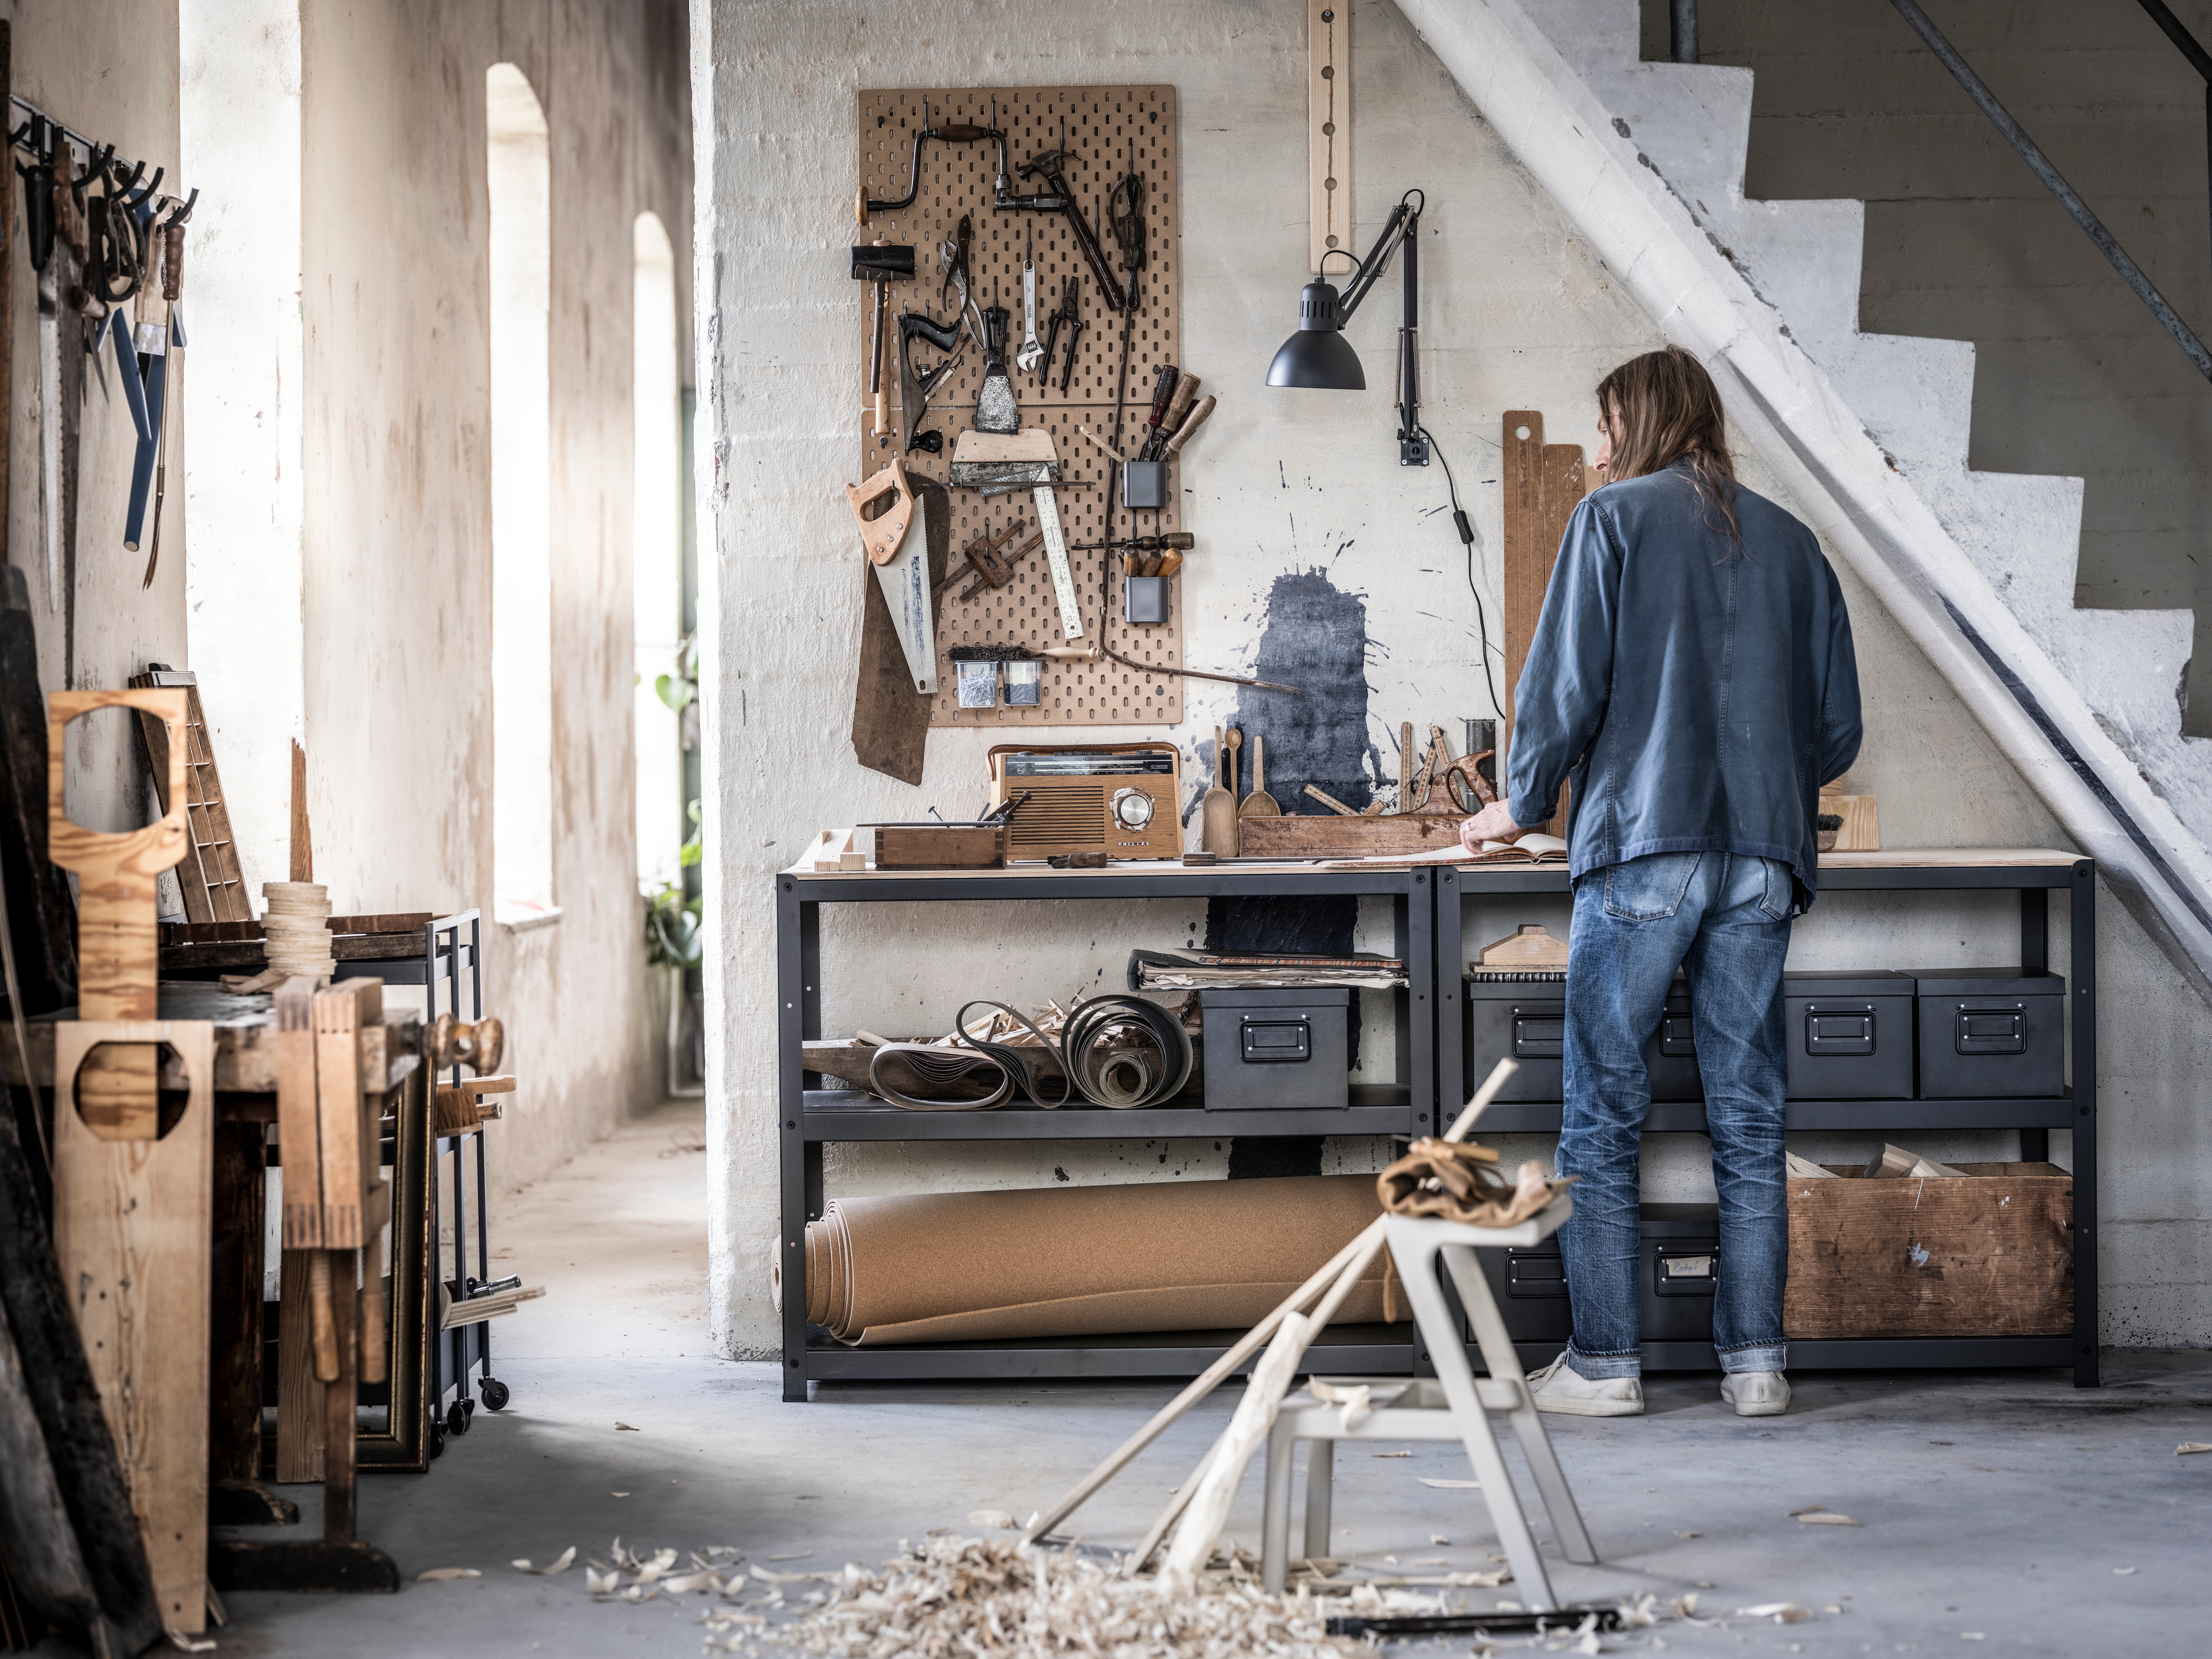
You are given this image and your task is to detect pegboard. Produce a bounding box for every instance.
[857,86,1186,727]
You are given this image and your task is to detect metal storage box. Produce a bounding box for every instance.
[1911,969,2066,1098]
[1198,987,1349,1112]
[1473,1203,1721,1346]
[1782,970,1916,1100]
[1463,975,1696,1101]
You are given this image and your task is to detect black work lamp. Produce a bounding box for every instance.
[1266,188,1429,465]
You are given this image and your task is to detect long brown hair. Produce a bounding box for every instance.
[1595,346,1740,545]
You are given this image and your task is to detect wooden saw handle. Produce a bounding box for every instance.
[845,454,916,566]
[49,689,190,1022]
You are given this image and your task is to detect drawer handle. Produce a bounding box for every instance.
[1955,1003,2024,1056]
[1512,1014,1563,1060]
[1240,1018,1311,1064]
[1804,1003,1874,1057]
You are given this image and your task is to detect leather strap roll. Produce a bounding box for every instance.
[954,1000,1073,1107]
[1060,994,1192,1108]
[866,1044,1014,1111]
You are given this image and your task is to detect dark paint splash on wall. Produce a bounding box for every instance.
[1206,567,1376,1175]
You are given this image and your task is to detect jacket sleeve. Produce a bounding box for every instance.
[1816,565,1863,786]
[1506,498,1621,827]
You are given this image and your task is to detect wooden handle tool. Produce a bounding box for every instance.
[1162,395,1215,457]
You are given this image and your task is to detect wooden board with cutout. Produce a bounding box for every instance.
[53,1018,216,1636]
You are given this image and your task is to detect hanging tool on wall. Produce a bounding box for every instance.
[1043,274,1082,393]
[1141,372,1201,463]
[1017,222,1045,375]
[139,197,192,584]
[1164,393,1216,459]
[995,123,1126,313]
[1134,364,1180,461]
[857,99,1009,226]
[127,192,193,572]
[850,241,914,442]
[975,287,1018,435]
[844,454,936,694]
[895,307,965,456]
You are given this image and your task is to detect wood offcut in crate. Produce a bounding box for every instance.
[858,86,1184,727]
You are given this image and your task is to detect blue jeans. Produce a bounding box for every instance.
[1556,850,1793,1379]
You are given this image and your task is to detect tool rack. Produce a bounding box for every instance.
[1436,849,2099,1386]
[776,860,1440,1400]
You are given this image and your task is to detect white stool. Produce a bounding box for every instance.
[1260,1203,1598,1607]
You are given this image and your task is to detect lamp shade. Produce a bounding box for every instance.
[1266,279,1366,390]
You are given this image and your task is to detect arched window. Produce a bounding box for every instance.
[487,64,553,919]
[633,212,684,885]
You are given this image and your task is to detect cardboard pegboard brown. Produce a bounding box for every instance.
[857,86,1186,727]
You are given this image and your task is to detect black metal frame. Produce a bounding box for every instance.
[776,865,1438,1400]
[1436,857,2098,1387]
[424,912,503,1437]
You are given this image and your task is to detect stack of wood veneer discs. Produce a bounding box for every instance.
[261,881,335,982]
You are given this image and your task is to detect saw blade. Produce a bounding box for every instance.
[872,533,938,695]
[1032,486,1083,641]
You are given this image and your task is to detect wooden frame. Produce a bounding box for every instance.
[354,1062,435,1471]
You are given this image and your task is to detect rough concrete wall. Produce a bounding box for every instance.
[3,1,187,836]
[277,0,691,1194]
[698,0,2207,1357]
[1643,0,2212,710]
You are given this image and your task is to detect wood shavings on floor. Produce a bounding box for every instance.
[708,1535,1451,1657]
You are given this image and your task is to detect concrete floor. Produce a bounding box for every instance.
[83,1102,2209,1656]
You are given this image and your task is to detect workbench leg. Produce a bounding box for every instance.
[2019,886,2051,1162]
[324,1261,357,1544]
[2070,864,2098,1387]
[1409,872,1436,1136]
[778,879,810,1402]
[1435,868,1464,1126]
[209,1120,296,1525]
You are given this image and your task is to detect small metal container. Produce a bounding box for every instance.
[1122,460,1168,509]
[1125,576,1171,625]
[954,658,998,709]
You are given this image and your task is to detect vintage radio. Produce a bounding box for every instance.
[987,743,1183,860]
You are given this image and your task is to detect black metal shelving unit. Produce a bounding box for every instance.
[1436,853,2098,1387]
[776,862,1439,1401]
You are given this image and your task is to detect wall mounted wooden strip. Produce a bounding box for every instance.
[1501,411,1587,826]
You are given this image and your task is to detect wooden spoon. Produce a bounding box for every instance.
[1239,733,1281,817]
[1200,726,1237,856]
[1225,729,1243,808]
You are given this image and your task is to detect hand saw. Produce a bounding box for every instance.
[845,455,937,695]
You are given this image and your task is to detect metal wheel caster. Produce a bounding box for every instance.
[479,1377,511,1412]
[429,1420,446,1459]
[447,1400,472,1436]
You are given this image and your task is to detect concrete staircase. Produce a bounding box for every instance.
[1397,0,2212,993]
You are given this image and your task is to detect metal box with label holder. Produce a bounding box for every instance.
[1462,974,1697,1101]
[1909,969,2066,1098]
[1198,987,1350,1112]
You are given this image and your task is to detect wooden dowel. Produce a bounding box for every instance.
[1025,1056,1519,1546]
[1125,1431,1222,1574]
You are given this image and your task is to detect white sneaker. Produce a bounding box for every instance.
[1525,1352,1644,1417]
[1720,1371,1791,1417]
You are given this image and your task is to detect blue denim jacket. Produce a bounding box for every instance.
[1505,460,1862,907]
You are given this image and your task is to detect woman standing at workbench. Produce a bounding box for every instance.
[1458,346,1862,1418]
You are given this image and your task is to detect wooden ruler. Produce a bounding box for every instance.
[1502,411,1588,829]
[1032,486,1083,639]
[128,667,251,924]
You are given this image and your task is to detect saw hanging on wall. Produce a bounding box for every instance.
[844,453,936,695]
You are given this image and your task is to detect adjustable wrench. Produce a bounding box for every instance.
[1016,223,1044,375]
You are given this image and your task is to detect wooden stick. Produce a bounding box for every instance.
[1162,1311,1314,1589]
[1025,1057,1518,1546]
[1125,1432,1221,1574]
[1302,784,1358,816]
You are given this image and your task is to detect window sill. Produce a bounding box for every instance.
[495,899,564,933]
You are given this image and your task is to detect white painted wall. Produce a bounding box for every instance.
[697,0,2210,1356]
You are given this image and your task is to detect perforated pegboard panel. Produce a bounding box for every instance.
[857,86,1185,727]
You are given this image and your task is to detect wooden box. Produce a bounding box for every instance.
[1236,814,1464,860]
[872,824,1008,870]
[1784,1162,2072,1339]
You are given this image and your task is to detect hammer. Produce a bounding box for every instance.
[850,241,916,438]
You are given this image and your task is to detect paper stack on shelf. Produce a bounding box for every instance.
[1125,949,1407,991]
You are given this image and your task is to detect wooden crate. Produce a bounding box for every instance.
[1784,1162,2072,1339]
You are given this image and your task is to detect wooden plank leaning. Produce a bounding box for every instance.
[1022,1057,1520,1550]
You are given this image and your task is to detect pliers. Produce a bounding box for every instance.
[939,212,972,317]
[1042,274,1083,393]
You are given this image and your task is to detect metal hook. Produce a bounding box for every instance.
[69,142,113,196]
[156,188,198,230]
[120,163,162,209]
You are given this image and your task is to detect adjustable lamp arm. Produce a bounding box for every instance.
[1333,191,1429,466]
[1332,196,1418,322]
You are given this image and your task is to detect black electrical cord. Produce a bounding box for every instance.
[1419,425,1504,722]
